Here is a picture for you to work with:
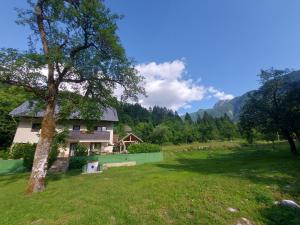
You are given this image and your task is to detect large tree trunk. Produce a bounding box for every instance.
[26,1,58,194]
[26,99,56,194]
[286,135,298,157]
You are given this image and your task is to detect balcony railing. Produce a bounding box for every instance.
[69,130,110,141]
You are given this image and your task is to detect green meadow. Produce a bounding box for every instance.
[0,141,299,225]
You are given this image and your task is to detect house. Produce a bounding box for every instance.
[10,101,118,157]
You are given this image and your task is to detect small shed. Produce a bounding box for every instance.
[117,133,143,152]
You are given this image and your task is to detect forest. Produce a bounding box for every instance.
[1,69,299,156]
[0,82,240,149]
[0,67,300,153]
[116,103,240,144]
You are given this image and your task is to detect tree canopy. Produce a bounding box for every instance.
[0,0,145,193]
[240,69,300,156]
[1,0,144,111]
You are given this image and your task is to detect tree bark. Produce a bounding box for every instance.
[25,0,58,194]
[26,98,56,194]
[286,135,298,157]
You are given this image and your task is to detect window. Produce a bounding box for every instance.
[31,123,41,132]
[94,126,106,131]
[73,125,80,131]
[94,126,100,131]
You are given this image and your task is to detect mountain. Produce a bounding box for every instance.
[190,70,300,121]
[189,91,252,121]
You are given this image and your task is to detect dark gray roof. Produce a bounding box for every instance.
[69,131,110,141]
[10,101,118,122]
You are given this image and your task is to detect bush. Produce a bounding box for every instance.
[74,143,88,156]
[23,144,36,171]
[0,149,9,159]
[128,143,161,154]
[11,143,59,171]
[47,130,68,168]
[10,143,33,159]
[69,157,88,170]
[48,147,59,169]
[10,143,36,159]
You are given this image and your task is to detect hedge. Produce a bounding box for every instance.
[10,143,35,159]
[127,143,161,154]
[74,143,88,156]
[0,149,9,159]
[69,157,89,170]
[23,144,36,171]
[10,143,59,171]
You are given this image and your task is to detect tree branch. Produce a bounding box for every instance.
[61,78,85,83]
[35,0,49,56]
[55,26,93,86]
[1,80,46,97]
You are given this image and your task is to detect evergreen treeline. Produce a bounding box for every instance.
[0,82,240,149]
[0,84,32,148]
[115,103,240,144]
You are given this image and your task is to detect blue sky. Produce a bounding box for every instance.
[1,1,300,114]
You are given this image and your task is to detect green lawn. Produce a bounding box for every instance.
[0,141,299,225]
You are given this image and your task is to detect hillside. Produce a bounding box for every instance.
[190,70,300,121]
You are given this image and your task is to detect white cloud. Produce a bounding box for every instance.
[136,60,185,80]
[135,60,206,110]
[41,59,234,110]
[116,59,234,111]
[207,87,234,101]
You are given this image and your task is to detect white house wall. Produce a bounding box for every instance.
[12,118,115,153]
[12,118,41,144]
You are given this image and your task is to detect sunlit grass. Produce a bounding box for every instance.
[0,141,299,225]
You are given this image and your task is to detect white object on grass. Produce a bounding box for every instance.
[86,161,99,173]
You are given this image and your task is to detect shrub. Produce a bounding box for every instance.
[22,144,37,171]
[74,143,88,156]
[10,143,32,159]
[0,149,9,159]
[128,143,161,154]
[69,157,88,170]
[10,143,35,159]
[48,145,60,169]
[24,146,60,171]
[47,130,68,168]
[11,142,60,171]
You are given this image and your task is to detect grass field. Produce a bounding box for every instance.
[0,141,299,225]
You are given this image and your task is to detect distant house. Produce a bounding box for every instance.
[115,133,143,152]
[10,101,118,157]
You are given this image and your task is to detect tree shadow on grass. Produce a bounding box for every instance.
[0,169,82,186]
[0,172,29,185]
[158,145,300,193]
[157,144,300,224]
[261,204,300,225]
[47,169,82,181]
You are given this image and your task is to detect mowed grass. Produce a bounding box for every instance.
[0,141,299,225]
